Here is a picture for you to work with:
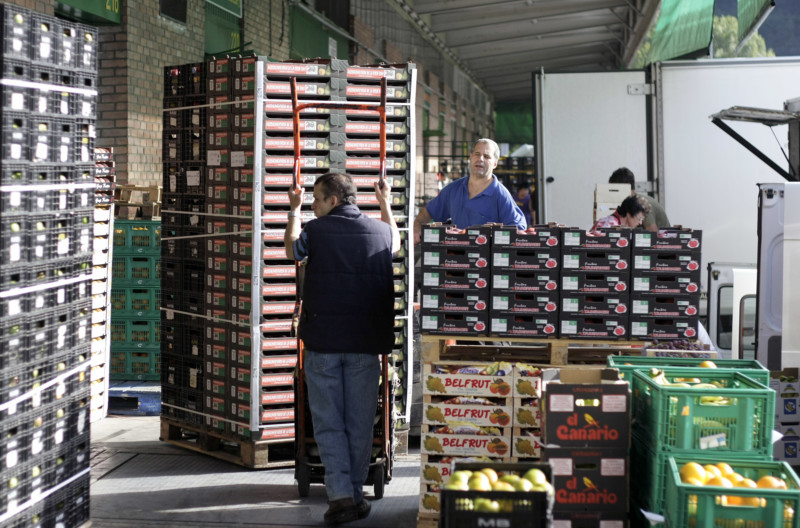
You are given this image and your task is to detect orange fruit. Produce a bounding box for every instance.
[680,462,707,484]
[737,478,758,489]
[706,476,733,488]
[685,477,705,487]
[728,472,745,485]
[716,463,736,478]
[704,465,723,480]
[757,475,787,490]
[724,495,742,506]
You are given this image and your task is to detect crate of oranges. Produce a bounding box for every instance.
[665,456,800,527]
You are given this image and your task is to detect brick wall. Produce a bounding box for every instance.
[2,0,53,15]
[94,0,291,186]
[244,0,290,60]
[96,0,205,185]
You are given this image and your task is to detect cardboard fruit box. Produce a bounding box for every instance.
[632,227,702,252]
[492,224,562,248]
[423,401,513,428]
[422,363,514,397]
[544,446,629,513]
[562,227,631,250]
[491,247,561,271]
[421,430,512,457]
[422,224,492,248]
[542,369,631,448]
[492,270,560,293]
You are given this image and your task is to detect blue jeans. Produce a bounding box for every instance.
[303,350,380,503]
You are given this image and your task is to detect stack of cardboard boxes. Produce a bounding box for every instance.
[542,369,631,526]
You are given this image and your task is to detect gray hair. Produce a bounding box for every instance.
[472,138,500,161]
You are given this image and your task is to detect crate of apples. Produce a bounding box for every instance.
[440,462,554,528]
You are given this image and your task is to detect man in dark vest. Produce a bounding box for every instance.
[284,172,399,525]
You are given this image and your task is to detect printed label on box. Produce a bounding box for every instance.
[550,394,574,412]
[602,395,628,413]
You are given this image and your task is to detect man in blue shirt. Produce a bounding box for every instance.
[413,138,527,244]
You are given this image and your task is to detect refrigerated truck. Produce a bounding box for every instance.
[534,58,800,366]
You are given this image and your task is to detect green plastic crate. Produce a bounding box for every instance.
[608,355,770,385]
[110,287,161,317]
[630,434,772,516]
[664,455,800,528]
[112,255,161,287]
[110,318,160,348]
[632,367,775,456]
[113,220,161,254]
[110,348,161,381]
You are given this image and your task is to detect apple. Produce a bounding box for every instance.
[514,478,534,492]
[498,474,521,486]
[474,498,500,512]
[523,468,548,487]
[468,473,492,491]
[450,470,472,484]
[480,468,499,484]
[492,481,515,492]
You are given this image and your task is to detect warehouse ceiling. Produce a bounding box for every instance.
[403,0,661,103]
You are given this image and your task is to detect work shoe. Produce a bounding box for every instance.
[324,498,357,526]
[357,499,371,520]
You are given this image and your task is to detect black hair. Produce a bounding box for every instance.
[314,172,357,205]
[609,167,635,189]
[616,194,650,217]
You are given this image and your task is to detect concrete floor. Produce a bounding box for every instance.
[90,415,423,528]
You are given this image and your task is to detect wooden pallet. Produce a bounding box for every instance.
[416,512,439,528]
[160,417,295,469]
[420,335,646,364]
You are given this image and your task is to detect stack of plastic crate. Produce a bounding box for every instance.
[109,219,161,381]
[90,147,115,421]
[160,56,416,466]
[0,4,97,526]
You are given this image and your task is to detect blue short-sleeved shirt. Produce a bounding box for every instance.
[425,175,528,230]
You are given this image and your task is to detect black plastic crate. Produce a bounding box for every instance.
[2,111,29,162]
[25,187,68,213]
[1,188,27,213]
[28,213,73,263]
[74,119,95,164]
[73,23,97,72]
[29,114,57,162]
[1,4,31,62]
[0,164,27,185]
[1,60,28,111]
[0,214,27,266]
[30,62,74,90]
[30,13,59,66]
[440,462,554,528]
[30,164,74,184]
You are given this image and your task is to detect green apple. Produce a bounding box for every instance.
[499,474,521,486]
[491,481,515,492]
[474,498,500,512]
[444,481,469,491]
[523,468,548,487]
[450,470,472,484]
[514,478,534,492]
[480,468,499,484]
[468,473,492,491]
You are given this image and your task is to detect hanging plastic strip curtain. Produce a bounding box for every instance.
[647,0,715,63]
[738,0,775,45]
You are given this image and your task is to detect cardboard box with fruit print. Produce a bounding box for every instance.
[512,429,544,459]
[423,400,513,428]
[421,428,512,458]
[422,362,514,398]
[419,484,442,514]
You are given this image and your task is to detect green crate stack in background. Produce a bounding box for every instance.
[110,220,161,380]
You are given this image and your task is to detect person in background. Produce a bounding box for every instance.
[413,138,527,244]
[590,194,651,232]
[514,183,535,227]
[284,173,400,526]
[609,167,670,232]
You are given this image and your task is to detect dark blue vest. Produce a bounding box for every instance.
[298,204,395,354]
